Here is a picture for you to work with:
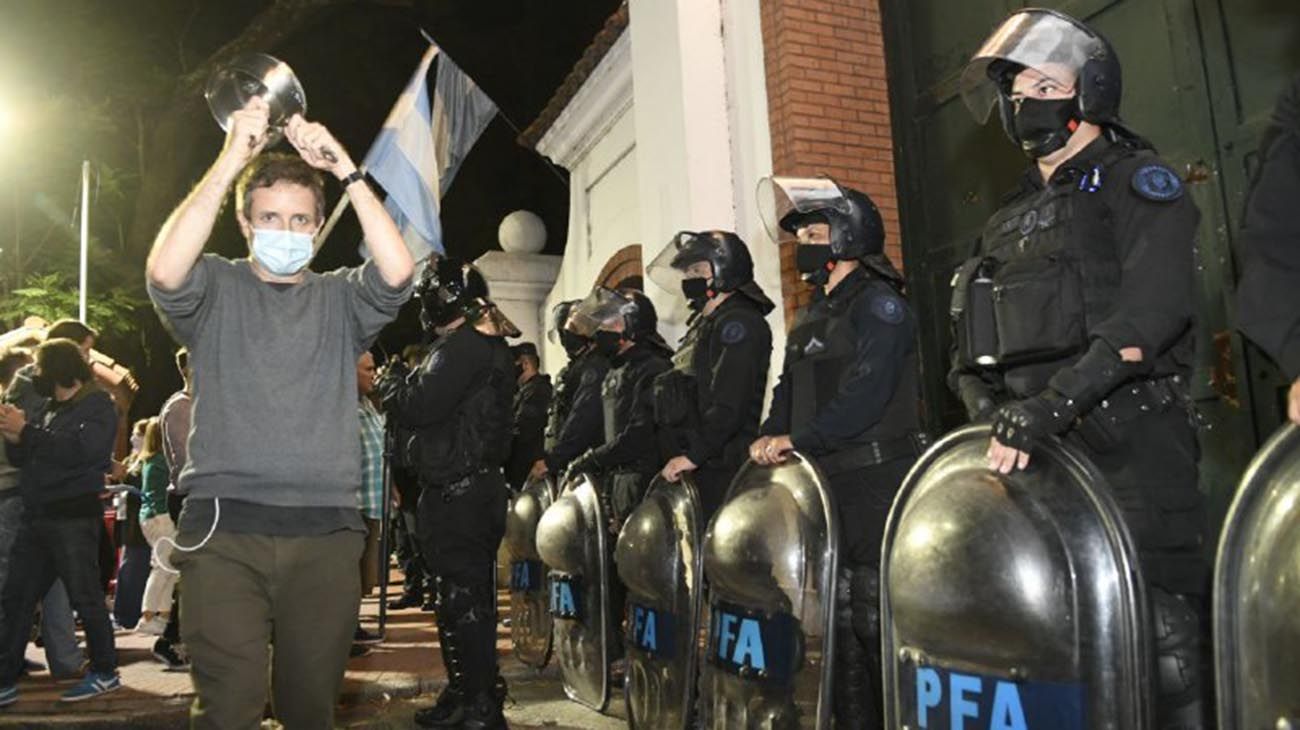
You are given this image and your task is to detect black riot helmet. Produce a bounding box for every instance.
[648,230,754,294]
[648,230,776,314]
[546,299,588,357]
[415,254,489,332]
[961,9,1123,151]
[759,176,886,260]
[568,287,671,352]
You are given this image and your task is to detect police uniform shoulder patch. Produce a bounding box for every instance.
[1131,164,1184,202]
[580,368,602,387]
[870,294,905,325]
[720,319,748,345]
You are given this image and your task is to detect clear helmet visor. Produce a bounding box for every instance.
[960,9,1103,123]
[546,301,574,344]
[567,287,626,337]
[757,176,851,245]
[647,231,716,294]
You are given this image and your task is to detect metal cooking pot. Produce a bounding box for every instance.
[204,52,306,147]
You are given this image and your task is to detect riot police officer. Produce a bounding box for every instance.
[1237,72,1300,424]
[751,177,924,730]
[647,230,774,519]
[505,342,551,491]
[528,300,609,483]
[952,9,1206,727]
[566,288,674,528]
[380,256,516,730]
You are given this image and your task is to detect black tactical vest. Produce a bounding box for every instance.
[410,328,515,484]
[601,346,671,473]
[669,299,769,470]
[957,143,1137,396]
[544,359,582,452]
[786,276,921,453]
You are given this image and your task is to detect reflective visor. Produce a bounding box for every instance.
[960,9,1104,122]
[647,231,715,294]
[546,301,575,344]
[756,176,850,245]
[567,287,627,337]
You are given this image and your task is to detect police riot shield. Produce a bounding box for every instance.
[535,471,612,711]
[504,475,557,669]
[882,424,1152,730]
[614,474,705,729]
[1215,423,1300,730]
[699,452,838,729]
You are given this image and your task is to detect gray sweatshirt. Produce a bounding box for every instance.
[148,254,410,509]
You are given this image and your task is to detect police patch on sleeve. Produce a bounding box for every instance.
[720,320,748,345]
[580,368,602,387]
[871,295,905,324]
[1131,164,1184,202]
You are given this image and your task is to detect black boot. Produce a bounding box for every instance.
[460,689,508,730]
[832,566,873,730]
[414,614,466,728]
[389,575,426,610]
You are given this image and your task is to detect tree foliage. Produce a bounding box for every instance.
[0,273,146,340]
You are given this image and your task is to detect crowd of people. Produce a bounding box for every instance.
[0,7,1296,730]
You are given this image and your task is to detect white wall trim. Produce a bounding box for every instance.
[535,31,634,170]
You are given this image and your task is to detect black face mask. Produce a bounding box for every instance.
[32,373,54,398]
[796,244,834,287]
[559,331,588,358]
[681,277,711,311]
[1013,96,1081,159]
[593,330,623,358]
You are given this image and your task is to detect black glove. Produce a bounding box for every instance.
[990,391,1078,451]
[565,448,602,480]
[954,373,997,422]
[377,358,410,393]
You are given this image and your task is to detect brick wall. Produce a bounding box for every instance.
[760,0,900,327]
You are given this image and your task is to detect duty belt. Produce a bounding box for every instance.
[1093,374,1199,426]
[427,466,501,502]
[817,432,930,475]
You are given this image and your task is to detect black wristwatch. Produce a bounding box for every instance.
[339,170,366,188]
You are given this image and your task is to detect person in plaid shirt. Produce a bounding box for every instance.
[353,351,386,650]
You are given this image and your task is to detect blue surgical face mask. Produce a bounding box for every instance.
[251,228,314,277]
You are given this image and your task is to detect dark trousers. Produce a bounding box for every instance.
[0,514,118,684]
[113,544,151,629]
[1069,406,1206,594]
[418,471,508,695]
[827,456,915,730]
[396,506,430,595]
[693,465,734,523]
[1069,405,1208,729]
[174,529,363,730]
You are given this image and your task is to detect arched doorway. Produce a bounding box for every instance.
[595,244,643,291]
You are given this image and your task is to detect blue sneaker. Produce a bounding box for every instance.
[0,684,17,708]
[59,672,120,702]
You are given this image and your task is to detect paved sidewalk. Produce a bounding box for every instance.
[0,574,622,729]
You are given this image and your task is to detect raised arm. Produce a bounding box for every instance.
[147,97,271,291]
[283,116,414,289]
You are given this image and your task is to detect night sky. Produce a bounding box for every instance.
[0,0,620,416]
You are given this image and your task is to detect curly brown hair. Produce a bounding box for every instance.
[234,153,325,223]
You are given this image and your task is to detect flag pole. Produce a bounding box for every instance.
[78,160,89,323]
[314,188,354,249]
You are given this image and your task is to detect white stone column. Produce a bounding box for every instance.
[627,0,737,343]
[474,210,561,348]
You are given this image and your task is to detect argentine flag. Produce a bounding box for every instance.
[363,42,497,262]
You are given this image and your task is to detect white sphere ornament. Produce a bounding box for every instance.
[498,210,547,254]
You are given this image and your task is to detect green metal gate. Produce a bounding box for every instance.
[880,0,1299,512]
